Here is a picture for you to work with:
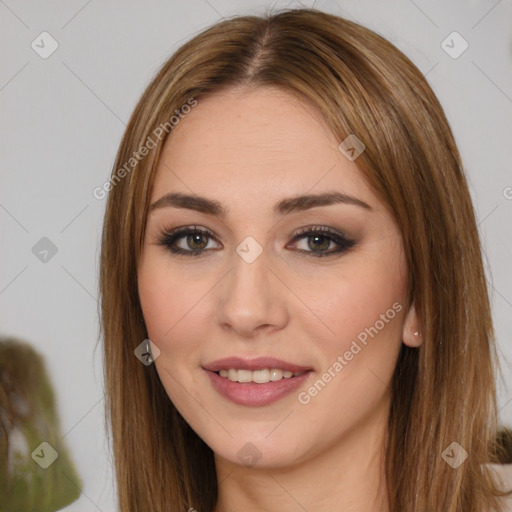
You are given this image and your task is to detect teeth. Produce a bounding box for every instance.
[269,369,283,381]
[253,369,270,383]
[217,368,305,383]
[237,369,252,383]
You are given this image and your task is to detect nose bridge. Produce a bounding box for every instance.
[215,239,288,335]
[228,242,271,310]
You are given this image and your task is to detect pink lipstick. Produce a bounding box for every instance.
[203,356,313,407]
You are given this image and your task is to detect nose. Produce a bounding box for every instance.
[215,246,289,338]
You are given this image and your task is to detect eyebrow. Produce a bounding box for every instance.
[149,191,372,217]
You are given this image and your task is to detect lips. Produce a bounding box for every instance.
[202,356,312,373]
[202,356,314,407]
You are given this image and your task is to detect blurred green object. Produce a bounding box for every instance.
[0,337,82,511]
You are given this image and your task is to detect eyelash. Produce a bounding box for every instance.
[156,225,356,258]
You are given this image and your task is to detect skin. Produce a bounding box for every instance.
[138,86,422,512]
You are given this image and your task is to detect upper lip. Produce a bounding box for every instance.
[203,356,312,373]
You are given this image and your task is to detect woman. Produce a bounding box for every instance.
[99,8,512,511]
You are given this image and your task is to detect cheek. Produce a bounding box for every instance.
[139,256,194,333]
[138,258,207,411]
[138,264,172,339]
[294,247,406,426]
[303,240,407,363]
[137,256,210,365]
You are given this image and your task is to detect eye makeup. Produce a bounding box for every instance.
[155,224,356,258]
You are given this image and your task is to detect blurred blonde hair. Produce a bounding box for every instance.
[99,8,510,511]
[0,338,82,511]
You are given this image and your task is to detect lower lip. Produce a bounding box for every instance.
[205,370,313,407]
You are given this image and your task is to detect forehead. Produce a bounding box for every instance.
[150,87,375,211]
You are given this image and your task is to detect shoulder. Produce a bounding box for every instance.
[485,463,512,511]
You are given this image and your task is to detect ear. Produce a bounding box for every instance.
[402,303,423,348]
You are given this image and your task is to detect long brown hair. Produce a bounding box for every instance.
[99,8,510,511]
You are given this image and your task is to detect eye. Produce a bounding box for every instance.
[156,225,355,258]
[157,226,220,256]
[287,226,356,258]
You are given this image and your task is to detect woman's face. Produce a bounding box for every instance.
[138,87,417,469]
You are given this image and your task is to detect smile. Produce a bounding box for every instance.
[203,356,313,407]
[216,368,306,383]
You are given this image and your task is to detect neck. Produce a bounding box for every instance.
[213,397,391,512]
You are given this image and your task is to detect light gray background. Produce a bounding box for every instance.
[1,1,511,510]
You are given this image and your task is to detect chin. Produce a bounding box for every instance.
[214,439,306,470]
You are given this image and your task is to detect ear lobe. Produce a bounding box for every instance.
[402,303,423,347]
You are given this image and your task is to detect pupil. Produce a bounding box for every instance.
[185,233,331,252]
[189,234,206,249]
[309,235,329,251]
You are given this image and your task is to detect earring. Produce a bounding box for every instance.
[414,331,420,337]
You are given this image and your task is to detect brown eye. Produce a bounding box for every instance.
[157,226,220,256]
[289,226,356,258]
[157,225,355,258]
[306,234,332,252]
[186,233,209,250]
